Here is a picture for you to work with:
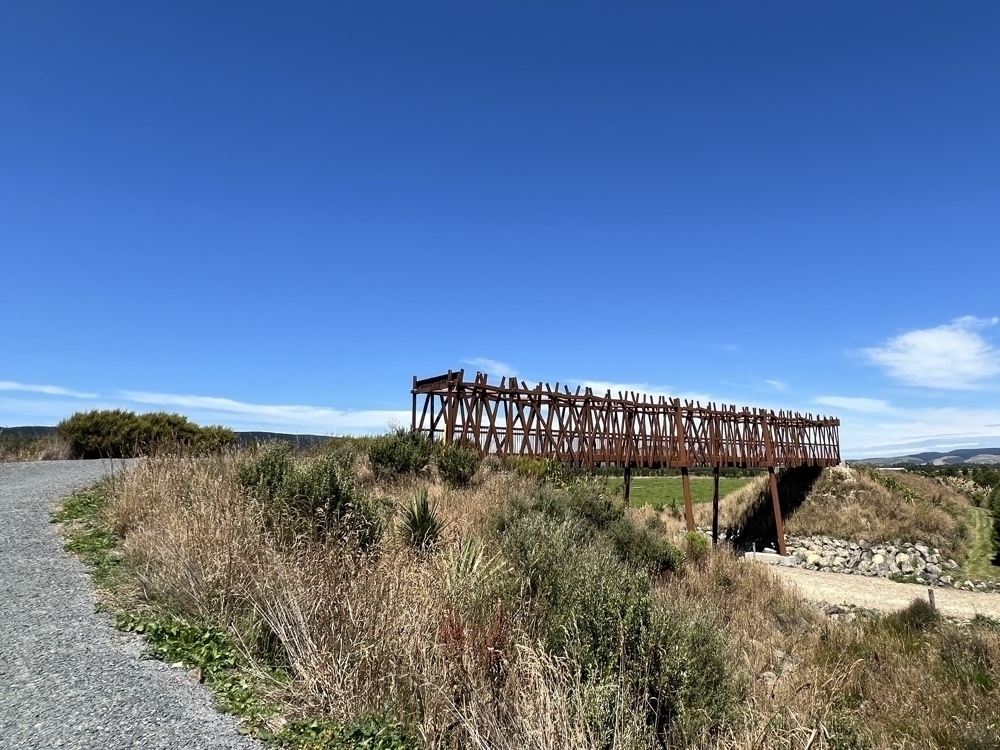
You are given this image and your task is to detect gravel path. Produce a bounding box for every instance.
[771,564,1000,620]
[0,460,263,750]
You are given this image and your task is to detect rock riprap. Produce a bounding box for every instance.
[783,534,998,593]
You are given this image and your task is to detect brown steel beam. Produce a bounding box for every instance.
[681,467,695,532]
[712,465,720,546]
[768,467,787,556]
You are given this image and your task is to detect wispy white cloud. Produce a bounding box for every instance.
[862,316,1000,389]
[0,381,97,399]
[814,396,893,414]
[574,380,713,403]
[815,394,1000,455]
[0,378,407,434]
[118,391,408,432]
[462,358,518,378]
[764,379,787,391]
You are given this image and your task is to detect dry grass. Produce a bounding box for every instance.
[787,466,970,558]
[0,432,70,462]
[102,454,1000,749]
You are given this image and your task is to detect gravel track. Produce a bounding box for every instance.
[0,460,263,750]
[771,564,1000,620]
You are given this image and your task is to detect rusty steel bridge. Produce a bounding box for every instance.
[411,370,841,555]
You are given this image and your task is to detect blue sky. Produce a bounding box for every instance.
[2,2,1000,457]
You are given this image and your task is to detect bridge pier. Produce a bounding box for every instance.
[681,467,695,532]
[711,466,720,545]
[768,467,787,556]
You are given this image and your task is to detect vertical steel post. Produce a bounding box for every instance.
[768,467,787,556]
[681,467,695,532]
[623,465,632,504]
[411,376,417,432]
[712,465,720,546]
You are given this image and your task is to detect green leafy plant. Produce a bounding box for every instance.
[684,530,711,564]
[368,429,433,478]
[435,443,481,487]
[238,444,386,547]
[400,488,443,550]
[277,713,417,749]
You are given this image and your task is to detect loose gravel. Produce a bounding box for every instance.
[771,564,1000,620]
[0,460,263,750]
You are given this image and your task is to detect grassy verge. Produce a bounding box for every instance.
[52,481,410,749]
[604,476,753,511]
[962,507,1000,582]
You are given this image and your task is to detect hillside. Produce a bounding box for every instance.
[858,447,1000,467]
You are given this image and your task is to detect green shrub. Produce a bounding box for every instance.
[610,518,686,573]
[684,531,711,564]
[435,443,481,487]
[497,512,740,742]
[399,488,443,550]
[498,514,652,681]
[496,479,685,573]
[57,409,235,459]
[237,445,385,548]
[277,713,418,749]
[643,604,747,742]
[504,455,558,481]
[237,442,296,500]
[368,429,433,477]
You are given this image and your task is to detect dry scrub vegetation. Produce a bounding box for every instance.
[98,446,1000,749]
[0,431,69,461]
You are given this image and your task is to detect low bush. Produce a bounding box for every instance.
[503,455,559,481]
[609,517,686,573]
[368,429,433,478]
[435,443,481,487]
[496,479,684,574]
[684,530,711,564]
[57,409,235,459]
[237,443,385,547]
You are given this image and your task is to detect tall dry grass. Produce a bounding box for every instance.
[0,432,70,462]
[104,454,1000,749]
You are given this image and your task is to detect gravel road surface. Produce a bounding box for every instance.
[0,460,263,750]
[771,564,1000,620]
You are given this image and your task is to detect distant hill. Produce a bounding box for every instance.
[856,448,1000,467]
[0,425,333,450]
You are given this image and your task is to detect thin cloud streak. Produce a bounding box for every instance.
[0,381,97,399]
[462,358,518,378]
[119,391,408,431]
[575,380,713,403]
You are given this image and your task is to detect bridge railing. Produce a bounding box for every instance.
[411,370,840,469]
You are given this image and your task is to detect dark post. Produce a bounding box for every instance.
[712,465,720,546]
[623,465,632,504]
[768,466,787,556]
[411,376,417,432]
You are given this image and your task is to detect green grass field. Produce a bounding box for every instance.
[963,507,1000,582]
[604,476,755,511]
